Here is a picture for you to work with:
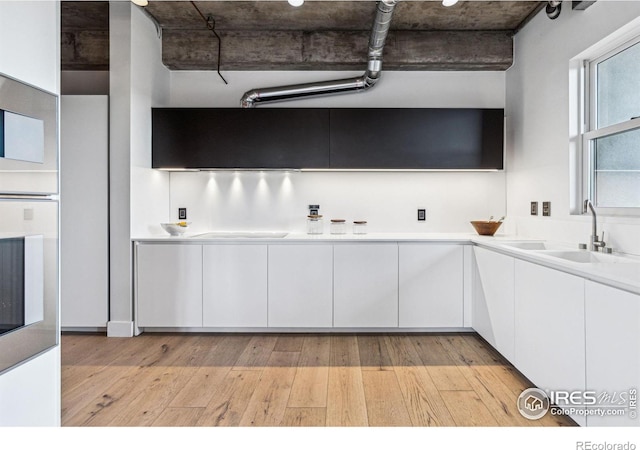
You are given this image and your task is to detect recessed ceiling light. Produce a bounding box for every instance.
[131,0,149,7]
[442,0,459,6]
[288,0,304,7]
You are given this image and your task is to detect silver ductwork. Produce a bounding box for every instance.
[240,0,398,108]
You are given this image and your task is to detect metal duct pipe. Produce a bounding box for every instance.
[240,0,398,108]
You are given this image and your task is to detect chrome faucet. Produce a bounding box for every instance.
[583,199,606,251]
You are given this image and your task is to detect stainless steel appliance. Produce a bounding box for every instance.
[0,72,58,374]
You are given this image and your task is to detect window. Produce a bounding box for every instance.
[584,36,640,213]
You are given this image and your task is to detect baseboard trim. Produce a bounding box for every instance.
[61,327,106,333]
[135,326,474,334]
[107,321,134,337]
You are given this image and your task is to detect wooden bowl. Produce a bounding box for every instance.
[470,220,503,236]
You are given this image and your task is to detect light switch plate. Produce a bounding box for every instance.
[417,209,426,221]
[530,202,538,216]
[178,208,187,220]
[542,201,551,217]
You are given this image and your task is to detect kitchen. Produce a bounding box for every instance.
[1,0,640,446]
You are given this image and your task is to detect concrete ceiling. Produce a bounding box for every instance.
[61,1,547,72]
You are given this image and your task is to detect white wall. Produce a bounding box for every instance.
[170,71,505,109]
[0,0,60,426]
[167,71,507,234]
[170,170,506,234]
[60,96,109,328]
[109,3,170,335]
[0,1,59,94]
[506,1,640,256]
[130,5,170,237]
[0,348,61,426]
[109,1,134,334]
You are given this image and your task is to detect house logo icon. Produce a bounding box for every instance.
[517,388,550,420]
[525,395,544,411]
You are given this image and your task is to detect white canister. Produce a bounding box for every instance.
[307,215,324,234]
[353,220,367,234]
[330,219,347,234]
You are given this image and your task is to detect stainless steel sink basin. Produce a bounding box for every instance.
[541,250,638,264]
[192,231,288,239]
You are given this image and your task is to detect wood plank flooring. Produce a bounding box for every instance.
[61,332,576,427]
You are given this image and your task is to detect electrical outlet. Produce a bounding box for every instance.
[542,201,551,217]
[178,208,187,220]
[308,204,320,215]
[417,209,426,221]
[530,201,538,216]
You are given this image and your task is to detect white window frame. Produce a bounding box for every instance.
[582,34,640,216]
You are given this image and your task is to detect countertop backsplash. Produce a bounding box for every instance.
[168,170,507,235]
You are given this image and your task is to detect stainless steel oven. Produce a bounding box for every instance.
[0,72,58,374]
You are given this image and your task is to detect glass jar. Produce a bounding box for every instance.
[306,215,324,234]
[353,220,367,234]
[330,219,347,234]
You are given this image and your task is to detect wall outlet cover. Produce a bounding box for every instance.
[542,201,551,217]
[178,207,187,220]
[418,209,426,221]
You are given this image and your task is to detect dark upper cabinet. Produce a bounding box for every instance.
[152,107,504,170]
[329,108,504,170]
[152,108,331,169]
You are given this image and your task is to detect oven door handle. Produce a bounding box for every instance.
[0,194,56,200]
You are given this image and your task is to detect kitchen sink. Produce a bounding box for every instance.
[192,231,288,239]
[541,250,638,264]
[501,241,554,250]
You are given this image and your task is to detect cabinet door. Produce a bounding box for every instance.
[472,247,515,362]
[203,245,267,327]
[585,281,640,426]
[152,108,330,169]
[399,244,464,327]
[268,244,333,328]
[329,108,504,169]
[515,259,586,426]
[334,244,398,328]
[136,244,203,327]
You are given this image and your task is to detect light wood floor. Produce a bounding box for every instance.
[61,332,576,427]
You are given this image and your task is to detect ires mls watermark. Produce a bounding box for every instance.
[517,387,638,420]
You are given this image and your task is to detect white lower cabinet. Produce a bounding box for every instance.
[136,243,203,327]
[135,241,470,331]
[514,259,586,426]
[203,245,268,327]
[334,244,398,328]
[268,244,333,328]
[472,247,515,362]
[585,281,640,427]
[399,244,464,327]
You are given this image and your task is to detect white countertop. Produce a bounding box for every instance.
[133,231,477,243]
[133,232,640,295]
[473,238,640,296]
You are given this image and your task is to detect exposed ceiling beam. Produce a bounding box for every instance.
[162,29,513,71]
[60,1,542,72]
[61,30,109,71]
